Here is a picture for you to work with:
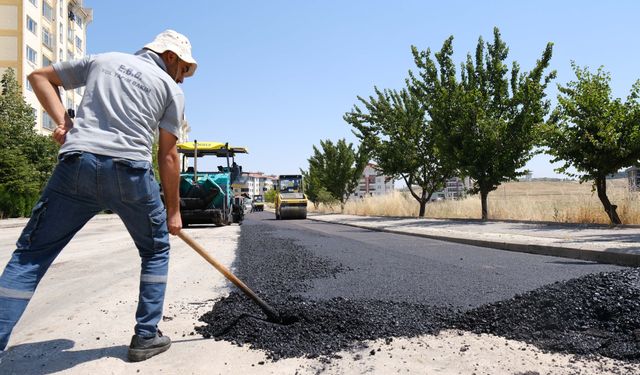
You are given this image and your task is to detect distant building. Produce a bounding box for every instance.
[519,172,533,182]
[429,176,472,201]
[443,176,471,199]
[626,166,640,192]
[0,0,92,133]
[233,172,276,197]
[351,163,394,198]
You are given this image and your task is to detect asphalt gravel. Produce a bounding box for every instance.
[453,267,640,361]
[195,220,640,364]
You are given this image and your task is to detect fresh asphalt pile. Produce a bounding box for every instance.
[453,268,640,361]
[195,221,640,362]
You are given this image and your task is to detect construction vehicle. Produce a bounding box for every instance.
[252,195,265,212]
[175,141,248,227]
[274,175,308,220]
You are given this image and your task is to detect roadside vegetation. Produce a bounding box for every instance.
[0,69,58,218]
[306,27,640,225]
[309,179,640,225]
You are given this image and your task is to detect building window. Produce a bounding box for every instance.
[67,24,74,42]
[59,22,63,43]
[58,48,64,62]
[42,111,55,130]
[42,28,54,49]
[25,78,33,91]
[75,36,82,52]
[26,16,37,34]
[29,0,37,6]
[75,16,83,29]
[42,1,53,21]
[26,46,37,64]
[43,55,52,67]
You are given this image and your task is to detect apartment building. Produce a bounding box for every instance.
[0,0,91,133]
[352,163,394,198]
[233,172,276,197]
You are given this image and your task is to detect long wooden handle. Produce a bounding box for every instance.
[177,231,280,321]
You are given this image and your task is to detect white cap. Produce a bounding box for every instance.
[144,29,197,77]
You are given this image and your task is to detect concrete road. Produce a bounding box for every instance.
[0,214,638,374]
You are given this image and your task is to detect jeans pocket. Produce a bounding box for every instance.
[149,205,169,253]
[52,151,83,195]
[16,198,48,250]
[114,159,152,203]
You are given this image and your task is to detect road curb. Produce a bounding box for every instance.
[307,217,640,267]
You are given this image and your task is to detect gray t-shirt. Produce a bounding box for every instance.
[53,50,185,162]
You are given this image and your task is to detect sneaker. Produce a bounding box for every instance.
[127,330,171,362]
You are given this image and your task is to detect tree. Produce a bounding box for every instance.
[0,68,58,217]
[0,147,41,217]
[264,188,276,203]
[301,167,323,209]
[345,87,453,217]
[306,139,367,212]
[151,138,161,180]
[410,28,555,220]
[543,63,640,225]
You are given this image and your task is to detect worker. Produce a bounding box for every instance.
[0,29,197,362]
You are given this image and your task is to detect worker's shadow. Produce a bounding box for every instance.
[0,339,128,374]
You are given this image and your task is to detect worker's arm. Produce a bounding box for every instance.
[27,66,73,145]
[158,128,182,235]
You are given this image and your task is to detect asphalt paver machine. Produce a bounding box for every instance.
[176,141,248,226]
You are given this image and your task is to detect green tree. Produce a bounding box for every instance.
[345,87,453,217]
[306,139,367,212]
[301,167,323,209]
[316,187,338,208]
[543,63,640,225]
[264,188,276,203]
[0,68,58,217]
[0,147,41,217]
[410,28,555,220]
[151,138,161,179]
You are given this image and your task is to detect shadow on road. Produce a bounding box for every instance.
[0,339,127,374]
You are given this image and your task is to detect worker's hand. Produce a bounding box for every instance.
[167,210,182,235]
[52,122,72,145]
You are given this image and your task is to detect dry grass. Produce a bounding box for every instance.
[309,179,640,224]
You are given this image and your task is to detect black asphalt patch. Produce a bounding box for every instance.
[195,220,640,363]
[454,268,640,361]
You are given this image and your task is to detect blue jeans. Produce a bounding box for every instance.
[0,152,170,350]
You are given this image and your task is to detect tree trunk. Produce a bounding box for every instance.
[595,177,621,225]
[480,189,489,220]
[418,188,431,217]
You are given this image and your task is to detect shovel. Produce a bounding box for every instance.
[177,231,284,323]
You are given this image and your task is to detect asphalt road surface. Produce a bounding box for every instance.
[197,212,640,371]
[246,211,622,309]
[1,213,638,374]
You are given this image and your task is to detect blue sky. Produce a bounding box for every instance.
[85,1,640,179]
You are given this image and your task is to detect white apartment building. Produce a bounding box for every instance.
[0,0,91,133]
[233,172,276,197]
[352,163,394,198]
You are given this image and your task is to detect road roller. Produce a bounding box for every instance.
[274,175,308,220]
